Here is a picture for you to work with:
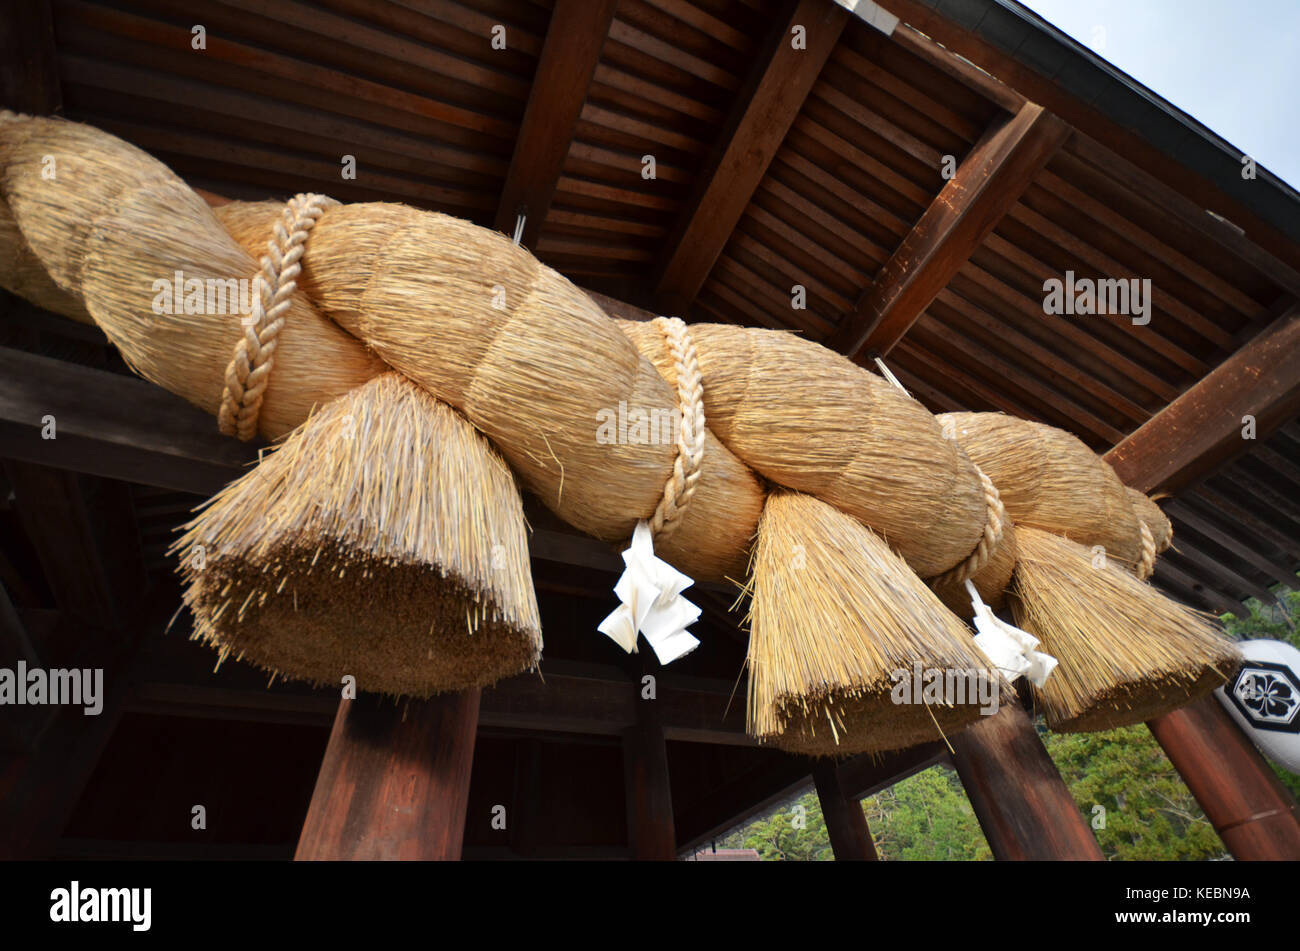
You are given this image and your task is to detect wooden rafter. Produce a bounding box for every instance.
[828,101,1071,359]
[873,0,1300,282]
[492,0,618,247]
[1104,303,1300,495]
[653,0,850,313]
[0,0,61,115]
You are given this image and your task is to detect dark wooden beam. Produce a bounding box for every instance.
[0,0,61,115]
[492,0,618,247]
[836,740,948,799]
[1104,304,1300,494]
[1147,696,1300,860]
[0,346,260,496]
[828,101,1071,358]
[674,753,812,853]
[0,581,50,751]
[623,681,677,860]
[0,345,629,573]
[872,0,1300,283]
[812,760,878,860]
[948,701,1104,860]
[653,0,849,313]
[295,690,481,860]
[132,663,756,745]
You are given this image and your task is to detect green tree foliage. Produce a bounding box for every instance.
[1042,725,1226,860]
[717,790,833,861]
[863,767,991,860]
[717,766,989,861]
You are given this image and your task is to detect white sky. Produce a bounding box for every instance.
[1019,0,1300,189]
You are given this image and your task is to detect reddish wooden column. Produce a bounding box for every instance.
[296,689,480,861]
[1147,696,1300,860]
[623,688,677,861]
[949,701,1104,860]
[813,761,878,860]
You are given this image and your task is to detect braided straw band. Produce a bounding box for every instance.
[648,317,706,543]
[1136,520,1156,582]
[928,465,1006,589]
[217,192,338,441]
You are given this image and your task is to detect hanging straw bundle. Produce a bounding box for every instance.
[1010,527,1239,731]
[172,373,542,695]
[211,199,764,583]
[746,489,1001,756]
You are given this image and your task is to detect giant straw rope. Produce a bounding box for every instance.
[0,113,1240,747]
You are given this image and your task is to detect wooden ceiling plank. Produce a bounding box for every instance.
[1004,201,1222,368]
[1190,483,1300,564]
[653,0,850,313]
[933,287,1151,425]
[62,0,515,142]
[1166,499,1299,586]
[0,0,59,114]
[828,102,1070,359]
[908,318,1124,444]
[1039,169,1268,322]
[953,263,1181,402]
[888,23,1025,114]
[1067,132,1300,303]
[1166,537,1278,605]
[873,0,1300,284]
[1104,304,1300,494]
[493,0,619,246]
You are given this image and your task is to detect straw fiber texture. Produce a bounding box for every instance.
[172,373,542,695]
[619,320,986,578]
[215,199,763,583]
[0,113,386,438]
[747,490,1001,756]
[940,412,1144,570]
[1011,527,1240,732]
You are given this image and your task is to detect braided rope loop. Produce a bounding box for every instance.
[217,192,337,441]
[929,465,1006,589]
[648,316,706,543]
[1136,520,1156,582]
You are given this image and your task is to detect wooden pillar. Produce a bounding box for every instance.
[949,701,1104,860]
[295,689,480,861]
[1147,696,1300,860]
[813,761,878,860]
[623,685,676,860]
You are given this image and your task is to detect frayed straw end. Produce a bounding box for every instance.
[171,372,542,696]
[1011,527,1241,732]
[746,490,1003,756]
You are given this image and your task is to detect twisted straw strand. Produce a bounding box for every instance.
[217,192,337,440]
[649,316,706,542]
[928,465,1005,588]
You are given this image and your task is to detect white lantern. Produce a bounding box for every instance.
[1215,639,1300,774]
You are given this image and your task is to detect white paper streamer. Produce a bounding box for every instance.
[598,521,701,664]
[965,580,1058,687]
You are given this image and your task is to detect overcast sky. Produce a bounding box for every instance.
[1020,0,1300,189]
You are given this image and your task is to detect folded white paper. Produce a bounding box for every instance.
[965,580,1058,687]
[598,521,701,664]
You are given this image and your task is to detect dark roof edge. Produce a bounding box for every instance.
[920,0,1300,246]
